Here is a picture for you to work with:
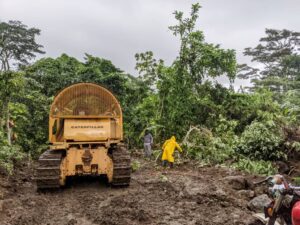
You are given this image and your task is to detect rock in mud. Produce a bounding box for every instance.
[247,194,272,212]
[0,189,4,199]
[0,200,3,212]
[254,185,268,196]
[276,161,290,174]
[223,175,247,190]
[67,218,77,225]
[237,190,255,200]
[137,209,148,222]
[246,216,266,225]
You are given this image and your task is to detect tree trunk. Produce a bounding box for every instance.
[6,110,11,146]
[0,103,5,129]
[2,98,11,145]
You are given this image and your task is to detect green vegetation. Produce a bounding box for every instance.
[231,158,277,176]
[131,160,141,172]
[1,4,300,175]
[235,121,285,161]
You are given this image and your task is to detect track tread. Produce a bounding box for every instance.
[112,145,131,186]
[36,150,63,189]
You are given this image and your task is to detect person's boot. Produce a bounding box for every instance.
[162,160,167,168]
[170,162,174,169]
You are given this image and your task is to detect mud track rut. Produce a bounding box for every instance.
[0,158,263,225]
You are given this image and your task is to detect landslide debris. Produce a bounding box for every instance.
[0,159,263,225]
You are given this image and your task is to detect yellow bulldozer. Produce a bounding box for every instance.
[35,83,131,189]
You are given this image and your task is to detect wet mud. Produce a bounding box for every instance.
[0,158,264,225]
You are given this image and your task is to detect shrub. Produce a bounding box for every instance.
[0,145,25,174]
[231,158,277,176]
[235,121,285,160]
[183,126,234,164]
[131,160,141,172]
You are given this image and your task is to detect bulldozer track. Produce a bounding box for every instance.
[36,150,63,189]
[112,145,131,186]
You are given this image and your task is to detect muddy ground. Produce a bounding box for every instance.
[0,156,265,225]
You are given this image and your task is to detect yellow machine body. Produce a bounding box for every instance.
[36,83,130,188]
[60,146,113,183]
[49,82,123,144]
[63,119,114,142]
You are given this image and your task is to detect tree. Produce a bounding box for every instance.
[0,20,44,145]
[0,20,44,71]
[0,71,24,145]
[135,3,237,139]
[135,51,164,89]
[239,29,300,92]
[25,54,83,96]
[24,53,149,149]
[169,3,236,84]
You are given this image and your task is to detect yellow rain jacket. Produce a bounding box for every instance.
[162,136,182,163]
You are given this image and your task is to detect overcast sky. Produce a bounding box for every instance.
[1,0,300,88]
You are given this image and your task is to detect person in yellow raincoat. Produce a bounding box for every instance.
[161,136,182,168]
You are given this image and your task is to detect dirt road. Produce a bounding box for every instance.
[0,158,263,225]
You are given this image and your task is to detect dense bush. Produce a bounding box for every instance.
[183,126,235,164]
[187,136,233,164]
[235,121,285,160]
[0,130,25,174]
[0,145,24,174]
[231,158,277,176]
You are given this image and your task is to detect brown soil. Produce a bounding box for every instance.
[0,157,264,225]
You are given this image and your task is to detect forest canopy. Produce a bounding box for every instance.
[1,3,300,175]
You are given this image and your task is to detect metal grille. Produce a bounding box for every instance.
[50,83,121,117]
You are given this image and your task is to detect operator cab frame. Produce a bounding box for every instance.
[48,83,123,145]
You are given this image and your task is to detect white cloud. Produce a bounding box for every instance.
[1,0,299,88]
